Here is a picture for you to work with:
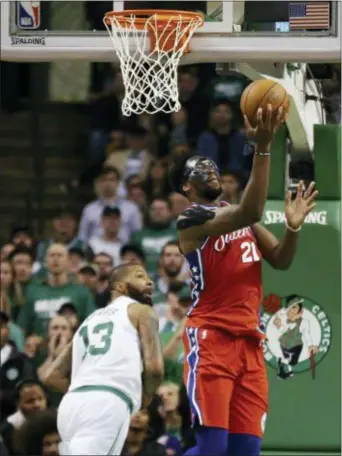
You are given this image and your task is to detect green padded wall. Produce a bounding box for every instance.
[314,124,341,200]
[261,201,341,453]
[268,125,287,200]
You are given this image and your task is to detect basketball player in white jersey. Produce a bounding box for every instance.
[53,263,164,455]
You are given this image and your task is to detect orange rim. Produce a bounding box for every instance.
[104,9,204,30]
[104,9,204,53]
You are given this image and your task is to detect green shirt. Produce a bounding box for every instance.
[17,281,95,337]
[130,225,177,275]
[160,321,184,385]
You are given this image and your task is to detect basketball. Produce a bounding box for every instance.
[263,294,282,314]
[240,79,290,126]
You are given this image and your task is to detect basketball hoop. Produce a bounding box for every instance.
[103,10,204,116]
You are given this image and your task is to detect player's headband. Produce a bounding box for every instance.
[183,156,219,184]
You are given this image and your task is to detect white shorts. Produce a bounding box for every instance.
[57,388,130,455]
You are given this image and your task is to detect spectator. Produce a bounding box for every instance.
[156,383,183,450]
[1,260,13,292]
[321,65,341,124]
[88,206,122,266]
[169,192,190,220]
[160,285,191,385]
[1,243,15,261]
[220,169,243,203]
[76,263,99,294]
[37,315,73,405]
[78,166,142,244]
[0,379,47,453]
[87,65,123,166]
[17,244,95,338]
[149,385,193,452]
[197,99,252,184]
[120,244,146,266]
[7,247,35,321]
[35,210,90,275]
[14,408,60,456]
[24,335,44,359]
[68,247,87,276]
[131,198,177,275]
[152,241,188,311]
[176,66,210,147]
[0,311,38,419]
[125,175,148,212]
[1,262,26,350]
[0,280,25,351]
[143,160,172,202]
[92,252,113,308]
[10,224,35,252]
[57,303,80,334]
[122,410,166,456]
[106,124,153,188]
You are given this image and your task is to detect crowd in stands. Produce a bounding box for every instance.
[0,63,246,455]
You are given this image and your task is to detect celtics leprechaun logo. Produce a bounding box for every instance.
[261,294,332,380]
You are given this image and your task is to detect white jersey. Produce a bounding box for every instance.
[69,296,143,413]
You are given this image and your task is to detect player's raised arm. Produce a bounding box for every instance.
[253,180,318,270]
[177,106,286,250]
[137,306,164,404]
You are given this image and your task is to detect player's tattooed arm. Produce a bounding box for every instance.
[138,306,164,401]
[39,342,72,393]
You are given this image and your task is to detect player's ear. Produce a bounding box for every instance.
[115,281,127,295]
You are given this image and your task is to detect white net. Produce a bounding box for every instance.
[104,12,203,116]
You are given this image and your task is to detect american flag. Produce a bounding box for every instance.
[289,2,330,30]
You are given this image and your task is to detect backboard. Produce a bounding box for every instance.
[1,1,340,63]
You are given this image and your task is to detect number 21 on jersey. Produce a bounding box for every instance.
[79,322,114,359]
[241,241,260,263]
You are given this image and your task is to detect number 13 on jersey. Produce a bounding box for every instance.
[79,322,114,359]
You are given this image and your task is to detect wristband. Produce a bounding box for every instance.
[250,143,271,156]
[254,150,271,156]
[285,220,302,232]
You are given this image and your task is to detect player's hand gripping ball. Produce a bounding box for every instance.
[240,79,290,127]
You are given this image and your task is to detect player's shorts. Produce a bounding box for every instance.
[183,327,268,437]
[57,387,131,455]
